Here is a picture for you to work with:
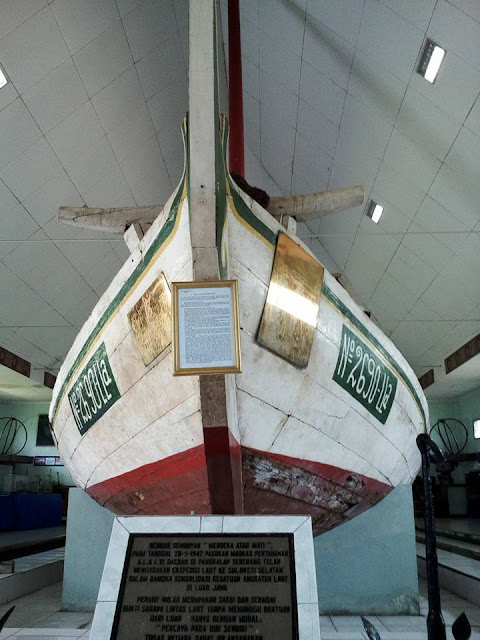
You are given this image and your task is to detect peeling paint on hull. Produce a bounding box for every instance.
[242,448,391,536]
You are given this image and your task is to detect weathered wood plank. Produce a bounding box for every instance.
[268,185,364,221]
[58,205,160,233]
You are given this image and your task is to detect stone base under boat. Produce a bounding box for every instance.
[86,445,391,536]
[63,486,419,615]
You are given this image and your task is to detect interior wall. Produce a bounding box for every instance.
[0,400,73,488]
[428,386,480,515]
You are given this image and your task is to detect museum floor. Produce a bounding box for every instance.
[1,577,479,640]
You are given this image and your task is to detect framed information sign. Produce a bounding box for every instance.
[171,280,242,376]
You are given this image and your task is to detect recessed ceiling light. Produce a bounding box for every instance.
[417,39,446,83]
[0,66,7,89]
[366,200,383,224]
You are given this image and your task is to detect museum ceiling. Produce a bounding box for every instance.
[0,0,479,401]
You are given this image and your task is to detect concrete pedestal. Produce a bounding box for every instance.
[63,485,418,615]
[62,488,115,611]
[314,484,419,615]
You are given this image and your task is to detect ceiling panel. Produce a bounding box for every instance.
[0,200,39,241]
[46,101,105,166]
[136,34,187,101]
[0,98,41,170]
[409,48,480,123]
[259,0,305,57]
[302,16,354,90]
[0,0,47,41]
[395,86,462,161]
[0,6,69,93]
[465,94,480,135]
[73,20,133,97]
[0,137,63,202]
[22,59,89,134]
[357,0,424,82]
[348,49,407,124]
[65,135,117,195]
[379,0,436,31]
[122,0,177,63]
[429,0,480,71]
[382,129,441,192]
[429,164,480,231]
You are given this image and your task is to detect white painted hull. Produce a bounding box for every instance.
[50,159,427,533]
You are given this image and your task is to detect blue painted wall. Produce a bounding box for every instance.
[314,484,419,615]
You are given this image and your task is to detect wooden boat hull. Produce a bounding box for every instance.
[49,130,427,535]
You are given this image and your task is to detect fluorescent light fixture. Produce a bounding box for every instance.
[417,39,446,83]
[474,419,480,439]
[366,200,383,224]
[0,67,7,89]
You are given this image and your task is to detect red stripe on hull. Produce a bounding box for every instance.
[85,443,392,535]
[86,444,211,515]
[203,427,236,514]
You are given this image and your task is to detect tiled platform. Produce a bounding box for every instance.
[1,577,480,639]
[0,526,66,562]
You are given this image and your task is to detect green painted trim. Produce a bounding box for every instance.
[52,128,188,421]
[227,171,277,247]
[213,4,228,280]
[323,283,426,428]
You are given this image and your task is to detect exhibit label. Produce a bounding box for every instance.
[68,342,120,435]
[172,281,241,375]
[111,534,298,640]
[333,325,397,424]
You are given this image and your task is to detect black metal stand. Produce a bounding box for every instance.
[417,433,447,640]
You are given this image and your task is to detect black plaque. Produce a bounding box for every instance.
[111,534,298,640]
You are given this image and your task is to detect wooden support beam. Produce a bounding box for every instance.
[58,205,161,234]
[268,185,364,222]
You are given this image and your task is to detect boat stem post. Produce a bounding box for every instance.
[416,433,446,640]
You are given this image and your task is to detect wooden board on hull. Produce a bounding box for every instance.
[257,233,324,369]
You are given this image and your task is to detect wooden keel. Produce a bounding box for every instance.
[188,0,243,514]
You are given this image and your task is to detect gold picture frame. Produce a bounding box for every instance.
[171,280,242,376]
